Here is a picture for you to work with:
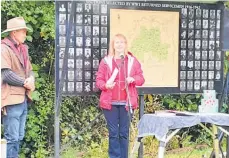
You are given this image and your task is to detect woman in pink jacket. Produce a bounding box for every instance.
[96,34,145,158]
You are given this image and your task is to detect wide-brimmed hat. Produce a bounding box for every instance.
[1,17,32,34]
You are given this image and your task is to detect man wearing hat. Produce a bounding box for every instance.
[1,17,35,158]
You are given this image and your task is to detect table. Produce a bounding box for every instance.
[131,112,229,158]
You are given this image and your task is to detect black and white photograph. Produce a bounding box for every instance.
[76,37,83,47]
[188,20,194,29]
[188,30,194,38]
[59,70,66,80]
[181,19,187,28]
[68,59,74,69]
[85,26,91,36]
[101,16,107,25]
[188,40,194,49]
[194,71,200,79]
[85,82,91,92]
[69,37,74,46]
[216,20,221,29]
[76,14,83,24]
[93,60,99,69]
[68,48,74,58]
[195,20,201,29]
[93,37,99,47]
[85,71,91,80]
[84,15,91,25]
[76,59,83,68]
[93,82,98,91]
[59,3,66,12]
[216,61,221,70]
[76,82,83,92]
[76,26,82,36]
[180,61,186,70]
[201,71,207,79]
[188,51,193,60]
[68,82,74,92]
[195,40,201,49]
[180,50,186,60]
[59,59,63,69]
[202,40,208,49]
[188,61,193,69]
[202,51,207,60]
[189,9,194,19]
[101,4,107,14]
[76,69,83,80]
[195,51,200,60]
[187,80,193,91]
[210,20,216,29]
[210,10,215,19]
[181,40,186,49]
[59,14,66,24]
[203,9,209,18]
[209,30,215,39]
[101,27,107,36]
[101,49,107,57]
[181,30,186,39]
[84,59,91,69]
[201,80,207,90]
[209,61,214,70]
[216,51,221,60]
[209,50,214,60]
[93,26,99,36]
[93,49,100,59]
[101,38,107,47]
[93,15,99,25]
[217,10,221,19]
[68,71,74,81]
[59,25,66,35]
[209,40,215,50]
[202,30,208,39]
[194,81,200,91]
[208,81,214,90]
[93,4,100,14]
[85,3,91,13]
[85,48,91,58]
[76,48,83,57]
[76,3,83,13]
[180,71,186,79]
[216,30,220,38]
[202,61,208,70]
[208,71,214,80]
[181,8,187,18]
[59,48,65,58]
[215,71,221,80]
[216,41,220,49]
[93,71,97,80]
[180,81,186,91]
[85,37,91,47]
[195,61,200,69]
[59,36,66,46]
[196,9,201,18]
[203,20,208,29]
[187,71,193,79]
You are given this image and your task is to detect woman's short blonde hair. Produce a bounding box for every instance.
[108,33,128,56]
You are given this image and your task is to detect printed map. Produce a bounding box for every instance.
[110,9,179,87]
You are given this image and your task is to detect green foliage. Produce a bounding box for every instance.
[1,1,55,40]
[162,94,200,111]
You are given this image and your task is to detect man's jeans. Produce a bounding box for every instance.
[2,100,28,158]
[103,105,130,158]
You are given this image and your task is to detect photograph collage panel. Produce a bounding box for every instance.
[180,7,222,92]
[58,2,108,94]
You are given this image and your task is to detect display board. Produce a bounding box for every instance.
[55,1,225,95]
